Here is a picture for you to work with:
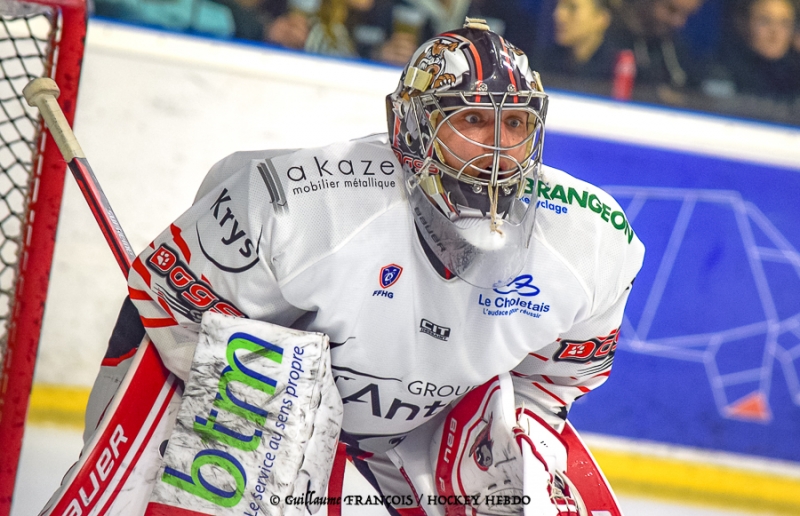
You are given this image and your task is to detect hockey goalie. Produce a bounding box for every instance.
[39,17,643,516]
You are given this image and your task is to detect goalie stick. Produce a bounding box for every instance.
[24,78,185,515]
[24,78,136,275]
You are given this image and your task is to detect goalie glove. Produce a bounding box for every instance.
[390,373,586,516]
[430,374,523,516]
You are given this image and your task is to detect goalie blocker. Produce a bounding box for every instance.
[39,313,343,516]
[384,374,622,516]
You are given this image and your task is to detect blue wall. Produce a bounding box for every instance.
[546,131,800,462]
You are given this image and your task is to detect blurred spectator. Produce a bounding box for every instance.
[537,0,618,80]
[348,0,396,58]
[467,0,538,55]
[608,0,707,99]
[203,0,306,44]
[376,0,538,66]
[376,1,471,65]
[795,15,800,52]
[376,3,428,65]
[267,0,319,49]
[715,0,800,102]
[304,0,378,56]
[96,0,236,37]
[199,0,270,40]
[219,0,386,55]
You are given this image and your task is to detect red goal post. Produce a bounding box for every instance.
[0,0,86,513]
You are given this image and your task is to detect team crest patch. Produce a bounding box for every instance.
[554,328,619,363]
[380,264,403,289]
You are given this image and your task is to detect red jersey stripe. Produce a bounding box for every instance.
[101,347,138,367]
[128,287,152,300]
[132,256,151,286]
[170,223,191,261]
[156,296,176,319]
[533,382,566,405]
[141,317,177,328]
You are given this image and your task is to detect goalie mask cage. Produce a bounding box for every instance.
[0,0,86,513]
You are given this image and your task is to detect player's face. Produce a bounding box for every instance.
[436,108,531,178]
[748,0,795,60]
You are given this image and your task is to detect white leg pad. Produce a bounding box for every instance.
[147,312,343,515]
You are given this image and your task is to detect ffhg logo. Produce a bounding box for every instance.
[380,264,403,289]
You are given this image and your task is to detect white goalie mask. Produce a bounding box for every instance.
[387,18,548,288]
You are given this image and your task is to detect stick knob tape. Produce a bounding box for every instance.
[23,77,85,161]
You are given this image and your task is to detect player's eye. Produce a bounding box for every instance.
[463,113,481,124]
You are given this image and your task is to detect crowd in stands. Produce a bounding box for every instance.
[93,0,800,124]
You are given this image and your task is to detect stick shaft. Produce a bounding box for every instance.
[24,78,135,275]
[67,157,135,274]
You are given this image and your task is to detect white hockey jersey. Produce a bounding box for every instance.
[128,133,644,453]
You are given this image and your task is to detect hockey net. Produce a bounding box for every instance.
[0,0,85,513]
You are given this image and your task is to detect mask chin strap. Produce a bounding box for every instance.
[487,182,503,234]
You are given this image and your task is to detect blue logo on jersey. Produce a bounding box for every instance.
[493,274,540,297]
[380,264,403,289]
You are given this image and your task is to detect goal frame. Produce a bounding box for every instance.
[0,0,86,513]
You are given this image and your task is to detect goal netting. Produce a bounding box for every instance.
[0,0,85,513]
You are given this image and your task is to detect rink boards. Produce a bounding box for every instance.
[544,132,800,512]
[545,133,800,462]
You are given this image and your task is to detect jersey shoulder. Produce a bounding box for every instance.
[533,165,645,306]
[193,134,406,282]
[535,165,635,244]
[195,148,298,202]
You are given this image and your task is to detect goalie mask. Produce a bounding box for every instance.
[387,18,548,289]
